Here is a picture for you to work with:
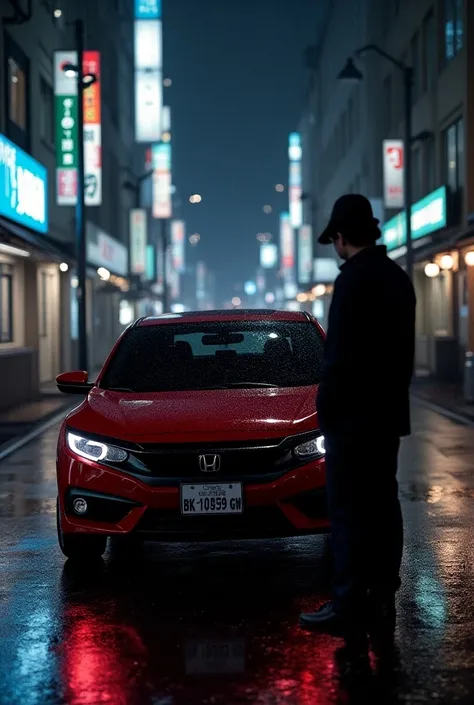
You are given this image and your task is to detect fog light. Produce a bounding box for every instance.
[73,498,88,515]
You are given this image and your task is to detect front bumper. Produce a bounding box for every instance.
[57,454,328,540]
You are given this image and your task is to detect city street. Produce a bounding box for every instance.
[0,401,474,705]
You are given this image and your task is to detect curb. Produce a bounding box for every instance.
[0,403,73,463]
[411,393,474,426]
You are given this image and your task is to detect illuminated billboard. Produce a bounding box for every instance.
[171,219,185,273]
[260,242,278,269]
[288,132,302,228]
[298,224,313,285]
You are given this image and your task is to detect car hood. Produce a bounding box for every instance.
[67,386,319,443]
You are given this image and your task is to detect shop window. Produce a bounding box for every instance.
[4,33,30,151]
[0,264,14,343]
[444,118,464,191]
[412,148,423,201]
[422,9,436,91]
[410,31,420,101]
[444,0,463,62]
[40,77,54,145]
[424,137,436,193]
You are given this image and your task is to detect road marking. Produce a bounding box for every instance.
[0,406,71,463]
[412,395,474,427]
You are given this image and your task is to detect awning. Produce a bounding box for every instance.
[0,217,74,263]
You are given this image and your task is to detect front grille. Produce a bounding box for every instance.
[131,442,291,481]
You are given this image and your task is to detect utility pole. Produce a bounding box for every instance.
[75,18,88,371]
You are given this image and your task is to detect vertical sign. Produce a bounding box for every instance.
[260,242,278,269]
[196,261,206,302]
[383,139,405,209]
[134,0,162,143]
[146,244,156,281]
[152,142,172,218]
[129,208,147,274]
[288,132,303,228]
[83,51,102,206]
[298,224,313,285]
[54,51,78,205]
[280,212,296,298]
[171,220,185,273]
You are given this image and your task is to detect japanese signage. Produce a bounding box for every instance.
[288,133,302,228]
[134,12,162,142]
[152,142,172,218]
[130,209,147,274]
[383,140,404,209]
[83,51,102,206]
[171,220,185,273]
[382,186,447,252]
[135,0,161,19]
[0,134,48,234]
[298,224,313,285]
[54,51,78,206]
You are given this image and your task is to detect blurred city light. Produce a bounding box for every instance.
[312,284,327,297]
[424,262,440,278]
[465,251,474,267]
[161,132,171,143]
[275,184,284,192]
[244,281,257,296]
[189,233,200,245]
[263,205,272,213]
[232,296,241,307]
[59,262,69,272]
[189,194,202,204]
[163,77,172,87]
[97,267,111,281]
[265,292,275,304]
[54,8,62,18]
[439,254,454,270]
[297,293,308,302]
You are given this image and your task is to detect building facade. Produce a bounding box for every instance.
[299,0,473,381]
[0,0,136,411]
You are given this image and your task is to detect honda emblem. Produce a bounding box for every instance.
[198,454,221,473]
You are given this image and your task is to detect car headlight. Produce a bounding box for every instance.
[294,435,325,459]
[67,432,128,463]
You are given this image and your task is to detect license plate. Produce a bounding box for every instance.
[184,639,245,675]
[180,483,243,515]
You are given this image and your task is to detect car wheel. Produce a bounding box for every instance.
[56,497,108,560]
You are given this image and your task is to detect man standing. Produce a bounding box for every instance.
[300,194,416,634]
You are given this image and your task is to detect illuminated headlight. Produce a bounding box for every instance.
[67,432,128,463]
[294,436,325,459]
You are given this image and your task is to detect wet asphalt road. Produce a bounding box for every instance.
[1,401,474,705]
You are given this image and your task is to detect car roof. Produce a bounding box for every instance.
[135,309,311,327]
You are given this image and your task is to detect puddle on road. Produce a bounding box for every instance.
[401,483,474,503]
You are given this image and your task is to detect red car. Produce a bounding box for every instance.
[55,309,329,559]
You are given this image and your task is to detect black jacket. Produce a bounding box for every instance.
[317,245,416,437]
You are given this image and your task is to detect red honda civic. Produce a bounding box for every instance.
[55,309,329,559]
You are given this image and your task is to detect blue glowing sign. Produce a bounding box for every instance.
[135,0,161,19]
[0,134,48,234]
[382,186,447,251]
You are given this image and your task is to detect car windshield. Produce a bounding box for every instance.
[100,320,324,392]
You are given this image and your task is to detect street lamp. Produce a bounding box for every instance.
[61,19,98,372]
[338,46,414,280]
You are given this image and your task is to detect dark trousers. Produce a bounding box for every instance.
[324,433,403,617]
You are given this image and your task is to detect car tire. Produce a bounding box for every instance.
[56,498,108,560]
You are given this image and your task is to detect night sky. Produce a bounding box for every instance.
[164,0,327,303]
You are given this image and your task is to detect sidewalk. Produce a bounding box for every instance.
[411,378,474,422]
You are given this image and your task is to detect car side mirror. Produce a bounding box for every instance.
[56,370,94,395]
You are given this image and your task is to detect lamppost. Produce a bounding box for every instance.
[62,19,97,371]
[338,47,414,281]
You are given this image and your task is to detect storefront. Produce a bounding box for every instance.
[0,133,73,410]
[382,185,462,379]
